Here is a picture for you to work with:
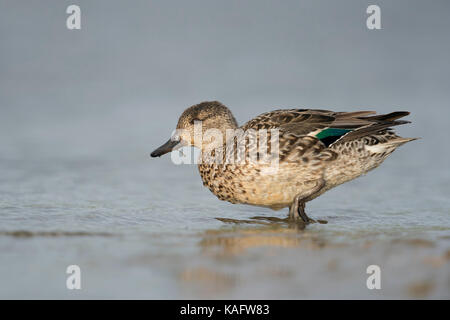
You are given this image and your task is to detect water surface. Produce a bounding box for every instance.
[0,149,449,299]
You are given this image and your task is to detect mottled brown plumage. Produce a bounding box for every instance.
[151,101,416,223]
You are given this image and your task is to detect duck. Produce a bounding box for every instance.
[150,101,415,223]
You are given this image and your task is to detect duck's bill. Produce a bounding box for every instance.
[150,138,181,157]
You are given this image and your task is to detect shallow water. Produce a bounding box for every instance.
[0,147,449,299]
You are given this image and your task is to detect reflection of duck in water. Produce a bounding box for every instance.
[151,101,415,223]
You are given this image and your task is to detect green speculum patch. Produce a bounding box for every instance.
[315,128,352,147]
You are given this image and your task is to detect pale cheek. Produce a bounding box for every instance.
[190,132,203,146]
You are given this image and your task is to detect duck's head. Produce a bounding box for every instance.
[150,101,238,157]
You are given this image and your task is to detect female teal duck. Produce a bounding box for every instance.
[151,101,415,223]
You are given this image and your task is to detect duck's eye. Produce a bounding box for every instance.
[190,118,202,124]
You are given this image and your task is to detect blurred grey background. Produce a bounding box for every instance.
[1,0,450,299]
[1,0,449,163]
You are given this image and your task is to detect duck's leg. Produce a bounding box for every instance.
[297,202,316,223]
[289,195,315,223]
[288,179,325,223]
[289,200,301,220]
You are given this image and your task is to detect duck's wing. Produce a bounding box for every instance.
[331,112,411,145]
[241,108,410,147]
[241,109,375,133]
